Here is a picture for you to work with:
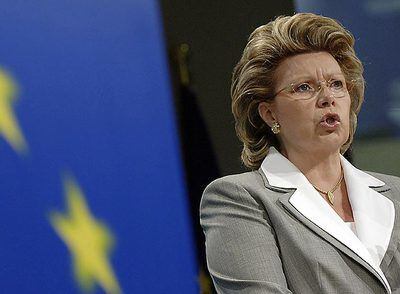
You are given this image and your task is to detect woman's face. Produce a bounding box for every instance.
[259,51,351,156]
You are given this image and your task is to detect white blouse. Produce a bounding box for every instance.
[345,221,357,235]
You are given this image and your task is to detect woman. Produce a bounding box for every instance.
[200,13,400,293]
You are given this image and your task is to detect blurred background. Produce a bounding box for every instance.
[0,0,399,293]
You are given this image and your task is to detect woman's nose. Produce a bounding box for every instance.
[316,84,335,107]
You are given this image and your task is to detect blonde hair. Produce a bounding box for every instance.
[231,13,364,170]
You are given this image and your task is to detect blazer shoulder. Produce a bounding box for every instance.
[365,171,400,202]
[202,170,269,199]
[366,171,400,187]
[200,171,267,210]
[206,171,264,189]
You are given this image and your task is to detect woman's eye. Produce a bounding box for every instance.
[294,83,312,93]
[330,80,344,89]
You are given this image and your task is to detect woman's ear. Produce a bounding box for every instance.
[258,102,277,127]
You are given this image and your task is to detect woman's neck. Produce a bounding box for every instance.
[282,147,343,190]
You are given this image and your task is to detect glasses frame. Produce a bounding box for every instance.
[270,78,355,101]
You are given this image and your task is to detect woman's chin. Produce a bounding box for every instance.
[316,135,347,152]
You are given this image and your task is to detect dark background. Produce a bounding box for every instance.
[161,1,294,175]
[160,2,295,292]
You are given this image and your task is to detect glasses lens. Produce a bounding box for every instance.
[290,83,314,100]
[290,80,348,100]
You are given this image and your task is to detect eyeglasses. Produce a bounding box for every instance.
[272,78,350,101]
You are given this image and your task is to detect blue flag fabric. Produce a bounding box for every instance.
[0,1,198,293]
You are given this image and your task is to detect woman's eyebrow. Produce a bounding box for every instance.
[284,75,314,85]
[326,72,345,77]
[292,72,344,82]
[278,72,345,88]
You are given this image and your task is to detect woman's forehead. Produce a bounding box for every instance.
[274,52,343,84]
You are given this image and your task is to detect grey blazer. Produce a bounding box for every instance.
[200,169,400,293]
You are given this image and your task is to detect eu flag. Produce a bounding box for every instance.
[0,1,198,293]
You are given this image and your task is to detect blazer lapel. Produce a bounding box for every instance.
[260,148,393,293]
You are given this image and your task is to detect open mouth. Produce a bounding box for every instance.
[320,113,341,128]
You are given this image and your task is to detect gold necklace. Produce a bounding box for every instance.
[311,170,344,205]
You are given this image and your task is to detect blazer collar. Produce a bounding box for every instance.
[260,147,394,293]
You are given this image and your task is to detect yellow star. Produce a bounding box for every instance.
[50,175,122,294]
[0,68,28,154]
